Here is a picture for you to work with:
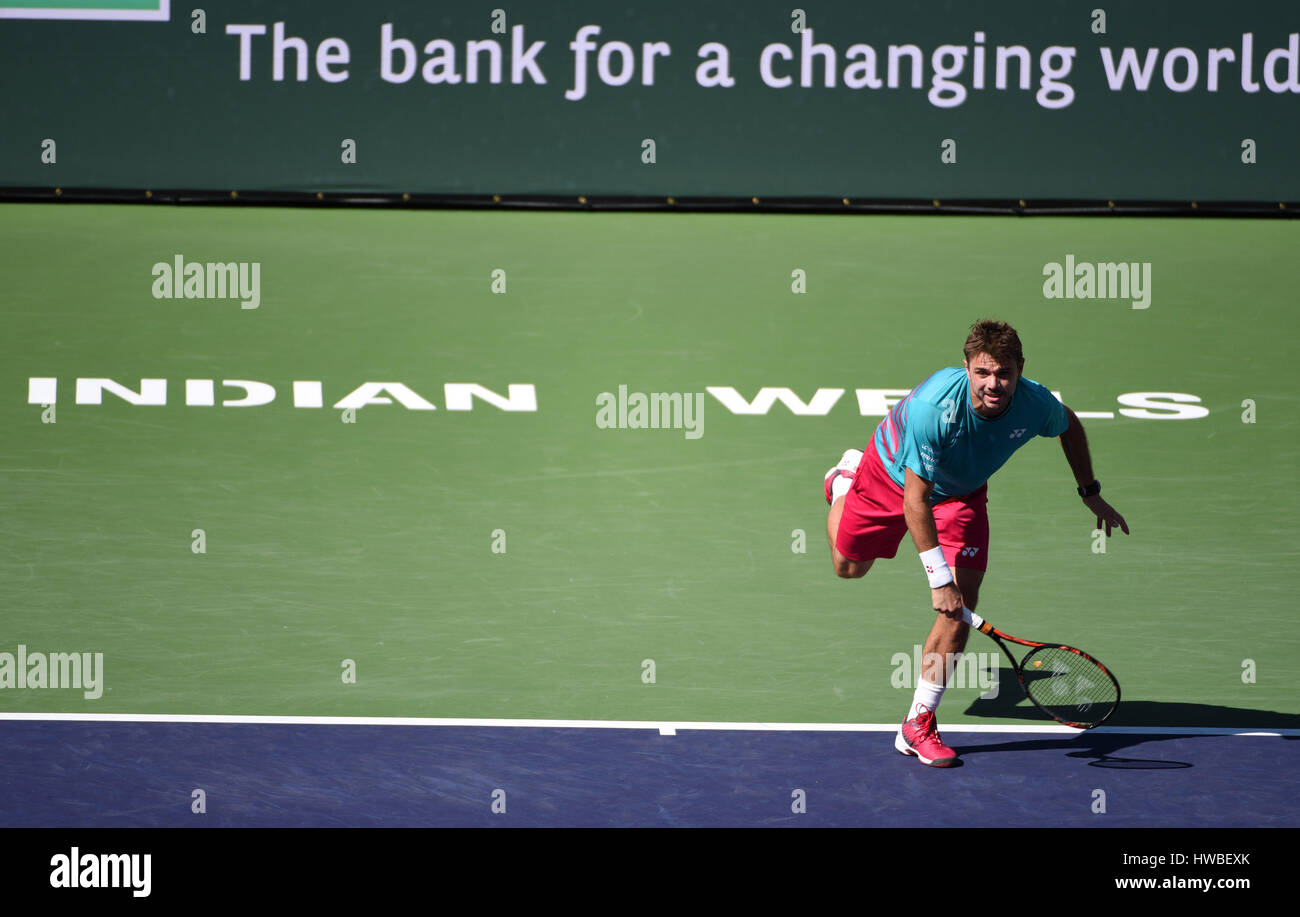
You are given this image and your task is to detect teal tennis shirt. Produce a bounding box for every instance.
[872,367,1069,503]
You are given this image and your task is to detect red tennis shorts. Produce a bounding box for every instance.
[835,446,989,572]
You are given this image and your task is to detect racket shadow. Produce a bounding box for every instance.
[962,665,1300,731]
[951,665,1300,766]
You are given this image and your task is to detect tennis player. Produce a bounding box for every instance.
[823,320,1129,767]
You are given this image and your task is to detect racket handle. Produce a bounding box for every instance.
[962,605,986,630]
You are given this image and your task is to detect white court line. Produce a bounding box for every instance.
[0,2,169,20]
[0,712,1293,737]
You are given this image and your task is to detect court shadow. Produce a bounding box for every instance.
[962,667,1300,730]
[954,668,1299,768]
[952,731,1197,768]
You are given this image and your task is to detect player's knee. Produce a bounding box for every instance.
[832,556,871,578]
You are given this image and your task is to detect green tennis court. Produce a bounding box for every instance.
[1,202,1296,729]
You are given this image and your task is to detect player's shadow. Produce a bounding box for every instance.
[952,730,1198,769]
[955,667,1300,768]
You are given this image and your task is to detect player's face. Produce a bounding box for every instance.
[964,352,1021,418]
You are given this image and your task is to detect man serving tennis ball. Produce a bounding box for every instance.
[822,320,1129,767]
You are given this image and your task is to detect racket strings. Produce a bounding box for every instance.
[1022,646,1118,727]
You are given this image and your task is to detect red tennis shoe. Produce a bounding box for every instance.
[824,448,864,504]
[896,705,960,767]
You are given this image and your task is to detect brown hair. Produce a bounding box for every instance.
[963,319,1024,368]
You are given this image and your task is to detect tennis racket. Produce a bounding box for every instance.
[962,606,1120,729]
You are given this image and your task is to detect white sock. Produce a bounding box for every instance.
[909,677,946,719]
[830,474,853,501]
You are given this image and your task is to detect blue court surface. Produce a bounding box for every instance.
[1,719,1295,827]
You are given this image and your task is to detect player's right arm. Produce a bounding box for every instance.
[903,468,964,619]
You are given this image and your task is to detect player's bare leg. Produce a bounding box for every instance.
[919,567,982,682]
[827,496,873,578]
[824,449,871,578]
[898,566,984,767]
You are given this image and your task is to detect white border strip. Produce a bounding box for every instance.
[0,1,168,20]
[0,712,1293,737]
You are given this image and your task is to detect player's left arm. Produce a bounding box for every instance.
[1059,405,1130,536]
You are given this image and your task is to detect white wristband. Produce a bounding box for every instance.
[919,546,953,589]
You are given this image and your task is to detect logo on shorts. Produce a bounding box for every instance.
[959,546,980,557]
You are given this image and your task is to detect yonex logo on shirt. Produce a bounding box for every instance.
[1010,428,1027,439]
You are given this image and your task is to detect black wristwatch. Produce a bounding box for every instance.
[1077,479,1101,498]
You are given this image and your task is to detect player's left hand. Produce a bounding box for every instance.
[1083,494,1129,536]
